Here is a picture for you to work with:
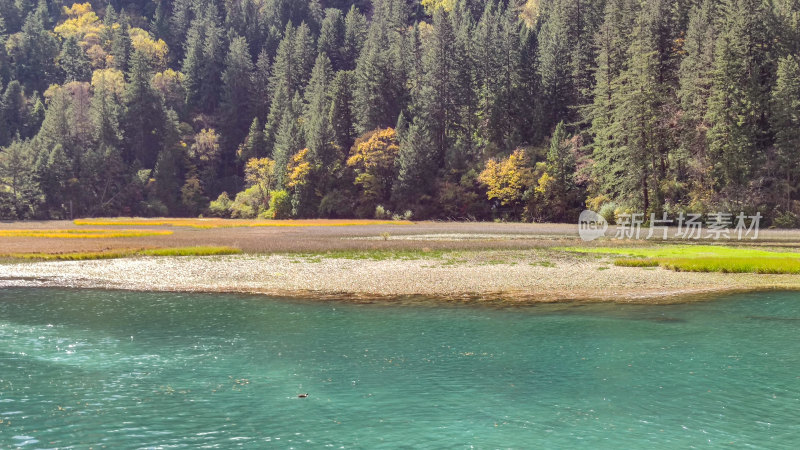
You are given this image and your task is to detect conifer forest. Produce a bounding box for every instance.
[1,0,799,224]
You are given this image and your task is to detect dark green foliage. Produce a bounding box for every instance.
[393,119,436,209]
[9,12,59,93]
[110,13,132,72]
[124,49,166,167]
[221,35,255,150]
[0,0,798,221]
[58,36,91,83]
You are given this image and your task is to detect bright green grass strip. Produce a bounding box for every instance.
[563,245,800,274]
[1,246,241,261]
[560,245,800,259]
[655,257,800,274]
[613,258,660,268]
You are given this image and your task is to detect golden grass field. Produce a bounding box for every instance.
[0,229,173,239]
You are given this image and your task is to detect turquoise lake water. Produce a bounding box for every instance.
[1,288,799,448]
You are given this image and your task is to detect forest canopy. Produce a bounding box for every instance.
[1,0,799,226]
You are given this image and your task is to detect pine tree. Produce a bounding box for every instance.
[418,7,458,171]
[251,48,271,122]
[1,80,25,145]
[58,36,91,82]
[353,0,409,133]
[199,10,225,112]
[14,12,59,93]
[770,55,800,210]
[0,138,39,218]
[342,5,367,71]
[110,13,132,72]
[124,49,166,167]
[328,70,356,154]
[303,53,335,166]
[272,92,304,188]
[595,15,664,213]
[238,117,267,162]
[537,3,574,128]
[473,3,522,154]
[91,70,124,149]
[221,35,255,149]
[181,14,205,107]
[264,22,317,150]
[393,118,435,208]
[318,8,345,70]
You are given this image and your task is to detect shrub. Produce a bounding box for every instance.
[208,192,233,218]
[318,190,354,218]
[773,210,799,229]
[230,186,263,219]
[374,204,391,219]
[598,202,617,225]
[267,189,292,219]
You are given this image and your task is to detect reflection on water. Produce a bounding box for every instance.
[1,288,799,447]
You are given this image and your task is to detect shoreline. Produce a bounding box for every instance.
[2,252,800,305]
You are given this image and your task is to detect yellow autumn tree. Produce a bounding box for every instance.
[421,0,455,14]
[346,128,400,204]
[478,149,535,214]
[244,157,276,205]
[130,28,169,71]
[287,148,313,189]
[152,69,186,111]
[91,68,125,99]
[54,3,102,44]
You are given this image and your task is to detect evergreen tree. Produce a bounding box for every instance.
[1,80,26,145]
[91,70,124,149]
[12,12,59,93]
[303,53,335,166]
[595,15,664,213]
[238,117,267,161]
[0,138,39,218]
[110,13,132,72]
[318,8,345,70]
[221,35,255,149]
[251,48,271,122]
[124,49,165,167]
[199,10,225,111]
[58,36,91,82]
[272,92,304,188]
[393,118,435,208]
[342,5,367,71]
[770,55,800,210]
[328,70,356,154]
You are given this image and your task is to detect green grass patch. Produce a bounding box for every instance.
[655,257,800,274]
[614,258,660,268]
[560,244,800,259]
[562,245,800,274]
[0,246,241,261]
[531,260,556,268]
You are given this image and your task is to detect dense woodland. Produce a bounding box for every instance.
[0,0,799,224]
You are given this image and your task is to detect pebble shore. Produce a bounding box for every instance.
[2,252,799,304]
